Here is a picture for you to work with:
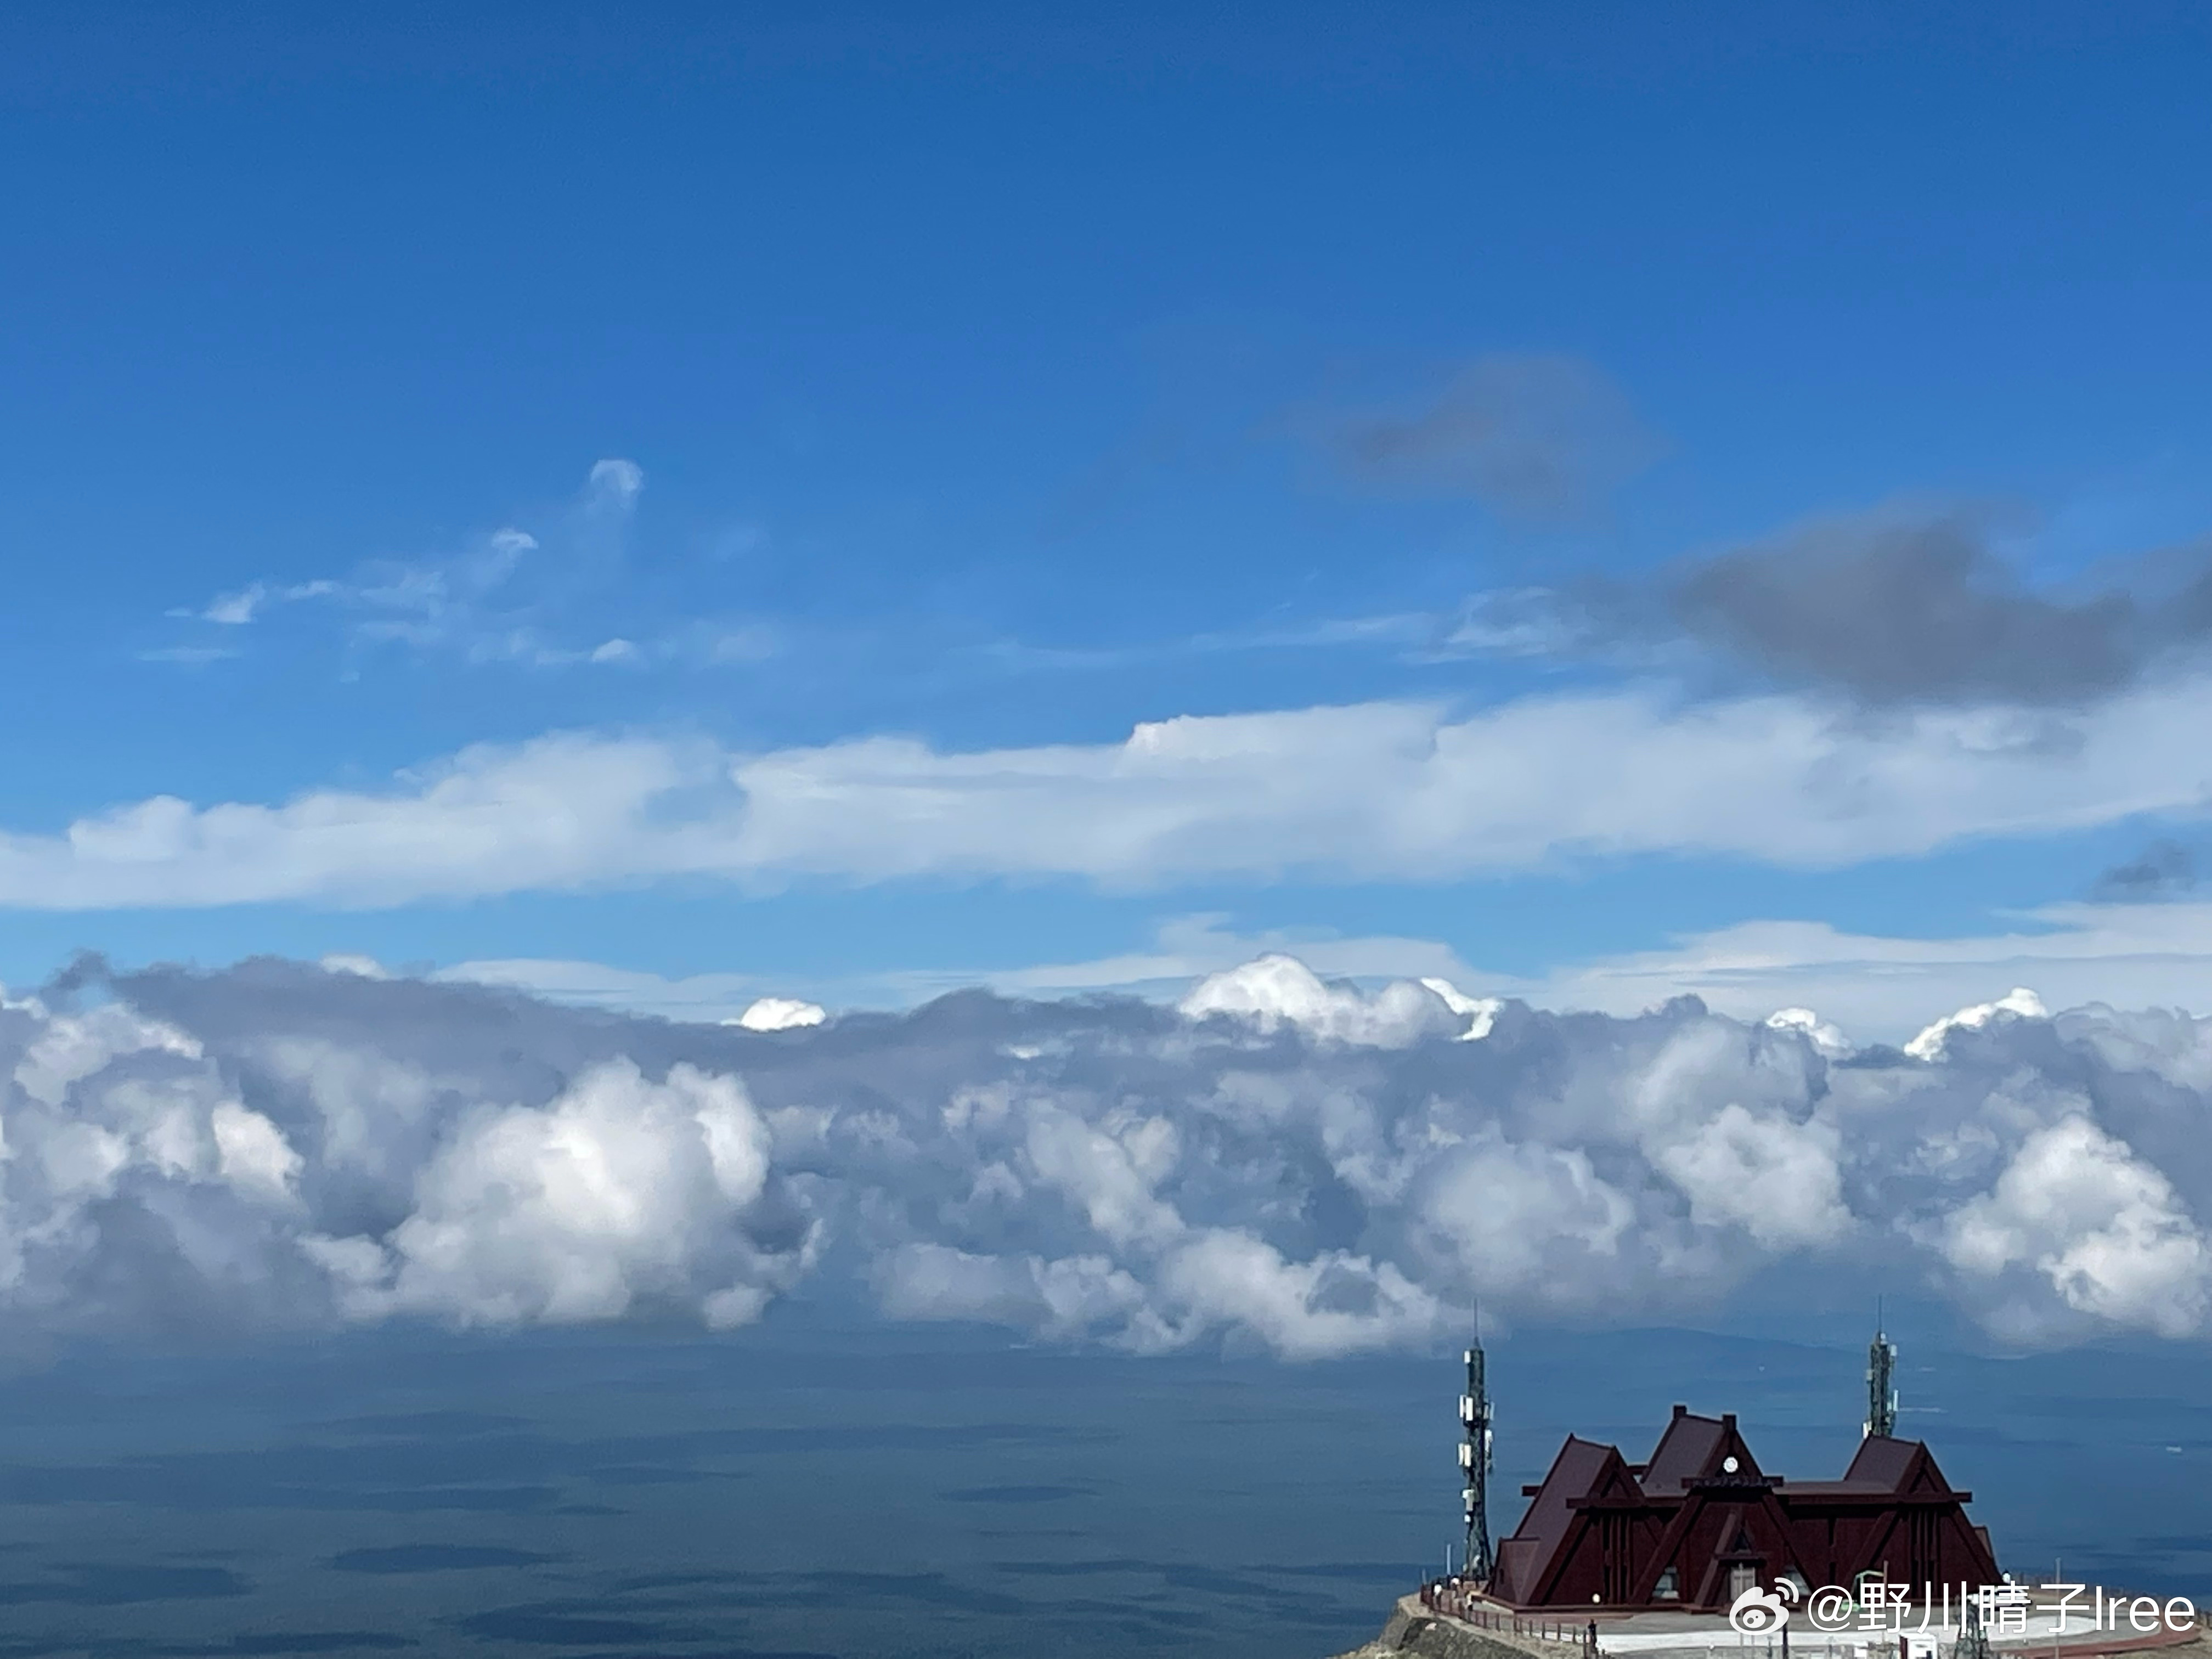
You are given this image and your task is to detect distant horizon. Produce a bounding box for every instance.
[18,934,2200,1054]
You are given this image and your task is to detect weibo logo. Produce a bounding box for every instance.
[1730,1583,1801,1633]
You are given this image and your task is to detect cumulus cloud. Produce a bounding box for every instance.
[5,668,2210,907]
[1940,1116,2209,1341]
[0,955,2205,1357]
[335,1059,791,1329]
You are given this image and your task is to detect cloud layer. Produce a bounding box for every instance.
[4,668,2209,906]
[3,954,2205,1358]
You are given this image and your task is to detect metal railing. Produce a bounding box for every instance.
[1420,1580,1602,1654]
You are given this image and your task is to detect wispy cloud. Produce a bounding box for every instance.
[1302,353,1664,523]
[136,644,244,666]
[198,585,270,625]
[148,460,769,676]
[959,611,1437,678]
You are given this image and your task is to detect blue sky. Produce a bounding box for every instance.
[4,0,2209,1036]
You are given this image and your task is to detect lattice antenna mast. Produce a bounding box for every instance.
[1458,1310,1495,1584]
[1957,1577,1992,1659]
[1864,1302,1898,1440]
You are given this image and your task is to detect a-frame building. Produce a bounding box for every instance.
[1488,1406,1999,1610]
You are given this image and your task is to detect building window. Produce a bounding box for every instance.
[1654,1569,1679,1600]
[1728,1564,1759,1601]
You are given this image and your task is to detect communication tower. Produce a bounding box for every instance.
[1864,1310,1898,1440]
[1955,1585,1993,1659]
[1458,1319,1494,1584]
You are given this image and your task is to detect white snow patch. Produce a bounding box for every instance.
[1905,988,2048,1060]
[1180,955,1463,1047]
[729,997,826,1032]
[319,955,391,980]
[1421,977,1503,1040]
[1765,1006,1852,1057]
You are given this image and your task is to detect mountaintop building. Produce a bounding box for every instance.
[1487,1405,2000,1611]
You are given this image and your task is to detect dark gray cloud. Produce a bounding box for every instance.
[1448,513,2212,707]
[1669,513,2159,705]
[1317,354,1662,523]
[2092,839,2201,902]
[1,953,2205,1357]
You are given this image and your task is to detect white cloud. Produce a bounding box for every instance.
[201,585,268,625]
[1157,1232,1443,1360]
[872,1244,1159,1344]
[721,681,2212,882]
[2,954,2208,1353]
[9,672,2210,909]
[1940,1116,2210,1340]
[331,1059,788,1328]
[211,1100,305,1199]
[0,732,720,908]
[1653,1102,1850,1249]
[587,458,645,506]
[1412,1132,1636,1305]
